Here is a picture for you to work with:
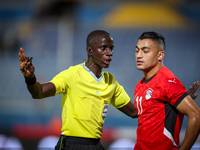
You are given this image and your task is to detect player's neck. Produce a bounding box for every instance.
[143,63,164,80]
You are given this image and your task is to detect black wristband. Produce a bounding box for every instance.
[25,75,36,85]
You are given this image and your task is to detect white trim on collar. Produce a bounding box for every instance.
[80,64,102,83]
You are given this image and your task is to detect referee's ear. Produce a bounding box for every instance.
[87,46,92,56]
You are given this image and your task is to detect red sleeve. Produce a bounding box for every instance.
[162,77,188,106]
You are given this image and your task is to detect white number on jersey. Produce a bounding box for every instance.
[136,96,143,115]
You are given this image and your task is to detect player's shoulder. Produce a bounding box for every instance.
[135,77,145,87]
[158,66,182,85]
[158,66,176,79]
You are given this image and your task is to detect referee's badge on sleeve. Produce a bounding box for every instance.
[102,104,109,120]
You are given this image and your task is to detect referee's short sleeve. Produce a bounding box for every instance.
[111,84,131,108]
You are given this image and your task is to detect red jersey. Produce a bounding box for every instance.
[134,66,188,150]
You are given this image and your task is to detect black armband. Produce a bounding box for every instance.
[25,75,36,85]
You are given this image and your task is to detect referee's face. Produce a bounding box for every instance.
[135,39,163,73]
[90,34,114,68]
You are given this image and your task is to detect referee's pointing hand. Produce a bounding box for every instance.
[19,47,35,78]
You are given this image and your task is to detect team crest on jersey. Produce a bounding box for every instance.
[145,88,153,100]
[102,104,109,120]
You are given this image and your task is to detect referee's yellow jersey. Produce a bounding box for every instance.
[50,62,130,139]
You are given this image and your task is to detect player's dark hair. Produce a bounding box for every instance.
[139,31,166,52]
[87,30,110,47]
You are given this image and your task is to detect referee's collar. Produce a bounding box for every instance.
[80,63,102,82]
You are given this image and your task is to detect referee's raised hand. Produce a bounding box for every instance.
[19,47,35,78]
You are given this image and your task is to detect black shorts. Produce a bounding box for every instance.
[55,135,106,150]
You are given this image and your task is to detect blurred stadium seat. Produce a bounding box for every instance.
[0,134,24,150]
[108,138,135,150]
[37,135,59,150]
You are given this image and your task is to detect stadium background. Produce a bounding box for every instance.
[0,0,200,149]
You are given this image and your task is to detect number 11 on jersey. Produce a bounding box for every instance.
[136,96,143,115]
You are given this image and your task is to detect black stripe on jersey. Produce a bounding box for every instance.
[173,92,188,108]
[164,102,178,136]
[164,92,188,137]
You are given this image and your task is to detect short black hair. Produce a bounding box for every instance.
[139,31,166,52]
[86,30,110,47]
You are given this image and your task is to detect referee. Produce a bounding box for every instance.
[19,30,138,150]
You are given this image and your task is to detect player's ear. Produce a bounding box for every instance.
[158,51,164,61]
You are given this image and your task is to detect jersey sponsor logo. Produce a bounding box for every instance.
[168,79,176,84]
[145,88,153,100]
[95,91,101,95]
[102,104,108,120]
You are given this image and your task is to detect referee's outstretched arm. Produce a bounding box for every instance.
[19,47,56,99]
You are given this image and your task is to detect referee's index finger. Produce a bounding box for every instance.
[19,47,26,63]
